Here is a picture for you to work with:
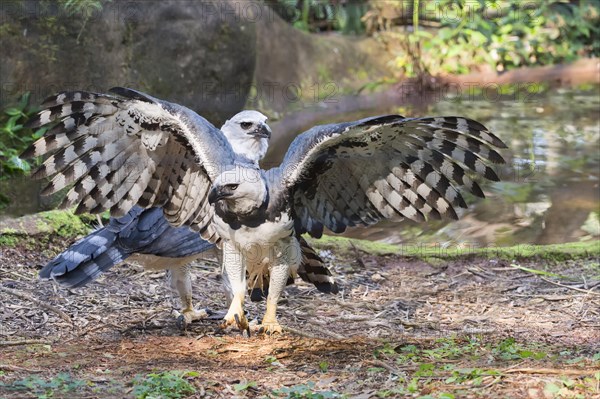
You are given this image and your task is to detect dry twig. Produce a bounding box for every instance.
[0,339,50,347]
[0,363,43,373]
[282,325,330,340]
[540,277,600,297]
[504,368,599,376]
[367,359,412,375]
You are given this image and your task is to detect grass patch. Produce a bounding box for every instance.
[308,234,600,262]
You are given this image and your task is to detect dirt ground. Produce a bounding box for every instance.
[0,238,599,399]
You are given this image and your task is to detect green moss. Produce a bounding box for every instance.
[0,227,18,235]
[479,241,600,262]
[307,234,600,262]
[35,219,53,234]
[306,234,400,256]
[0,227,21,247]
[0,209,99,248]
[77,210,110,226]
[39,210,90,238]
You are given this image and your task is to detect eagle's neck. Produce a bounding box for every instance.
[227,135,267,164]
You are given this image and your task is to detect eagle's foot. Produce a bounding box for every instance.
[256,321,283,335]
[220,310,250,335]
[173,307,211,330]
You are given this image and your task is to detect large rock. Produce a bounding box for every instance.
[0,0,257,125]
[251,6,392,114]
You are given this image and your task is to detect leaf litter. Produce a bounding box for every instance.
[0,237,598,398]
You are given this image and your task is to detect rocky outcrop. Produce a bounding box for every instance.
[0,1,256,125]
[0,1,395,122]
[251,6,393,113]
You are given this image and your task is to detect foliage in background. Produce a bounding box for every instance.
[274,0,367,34]
[0,93,45,181]
[59,0,111,42]
[273,1,598,76]
[59,0,106,17]
[0,0,110,183]
[390,0,600,77]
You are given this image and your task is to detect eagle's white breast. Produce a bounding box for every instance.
[214,212,293,246]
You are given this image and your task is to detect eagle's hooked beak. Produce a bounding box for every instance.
[248,123,271,139]
[208,186,232,205]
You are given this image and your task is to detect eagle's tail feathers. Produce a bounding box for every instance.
[297,237,339,294]
[39,227,128,288]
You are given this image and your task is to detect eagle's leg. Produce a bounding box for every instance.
[257,261,289,335]
[168,264,210,330]
[257,238,300,335]
[217,249,235,306]
[220,242,249,333]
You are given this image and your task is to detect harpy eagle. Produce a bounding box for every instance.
[26,89,336,331]
[37,110,270,329]
[24,87,506,334]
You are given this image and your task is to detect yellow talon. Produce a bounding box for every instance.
[255,296,283,335]
[220,311,249,333]
[174,307,209,330]
[257,321,283,335]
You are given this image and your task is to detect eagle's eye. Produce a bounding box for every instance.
[228,184,239,191]
[240,122,253,130]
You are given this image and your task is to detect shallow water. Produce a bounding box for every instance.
[273,85,600,247]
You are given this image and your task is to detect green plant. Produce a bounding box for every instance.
[492,338,547,361]
[0,92,47,180]
[416,394,456,399]
[544,375,598,399]
[275,0,365,34]
[59,0,112,43]
[445,368,500,385]
[318,361,329,373]
[389,0,600,77]
[60,0,105,17]
[234,380,257,392]
[273,382,344,398]
[131,370,198,399]
[1,373,87,398]
[422,338,479,360]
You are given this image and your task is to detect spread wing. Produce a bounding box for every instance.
[274,115,507,237]
[23,87,235,243]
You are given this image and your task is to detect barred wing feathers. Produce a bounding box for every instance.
[277,115,507,237]
[23,87,235,243]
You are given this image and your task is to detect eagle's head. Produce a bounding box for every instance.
[221,110,271,164]
[208,165,267,216]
